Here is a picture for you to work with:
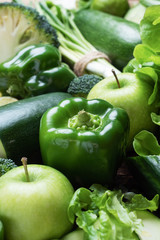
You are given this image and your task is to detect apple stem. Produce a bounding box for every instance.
[112,69,121,88]
[21,157,30,182]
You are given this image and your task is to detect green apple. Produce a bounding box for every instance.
[0,164,74,240]
[91,0,129,17]
[87,73,157,147]
[61,229,84,240]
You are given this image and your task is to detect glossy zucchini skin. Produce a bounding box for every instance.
[127,155,160,197]
[74,9,141,70]
[0,92,71,165]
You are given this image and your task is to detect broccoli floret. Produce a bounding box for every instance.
[0,158,17,176]
[67,74,103,98]
[0,2,59,63]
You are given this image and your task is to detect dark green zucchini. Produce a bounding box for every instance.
[0,92,71,165]
[127,155,160,197]
[74,9,141,70]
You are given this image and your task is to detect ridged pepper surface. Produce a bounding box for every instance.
[40,97,130,186]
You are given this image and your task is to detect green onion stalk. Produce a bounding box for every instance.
[36,0,121,78]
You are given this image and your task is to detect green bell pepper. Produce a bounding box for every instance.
[0,221,4,240]
[0,44,75,98]
[40,97,130,186]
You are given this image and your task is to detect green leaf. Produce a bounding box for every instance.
[133,44,156,64]
[124,44,160,105]
[68,187,91,224]
[124,192,159,212]
[140,5,160,52]
[123,58,140,73]
[136,67,159,105]
[133,130,160,156]
[151,112,160,125]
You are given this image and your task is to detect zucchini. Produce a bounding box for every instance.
[127,155,160,197]
[136,210,160,240]
[0,92,71,164]
[74,9,141,70]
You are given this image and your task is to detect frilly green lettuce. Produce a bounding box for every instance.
[68,184,159,240]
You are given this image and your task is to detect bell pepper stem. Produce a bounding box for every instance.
[68,110,101,130]
[77,110,91,126]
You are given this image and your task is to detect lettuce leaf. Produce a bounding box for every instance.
[133,130,160,156]
[133,112,160,156]
[140,5,160,52]
[68,184,159,240]
[124,6,160,106]
[124,44,160,105]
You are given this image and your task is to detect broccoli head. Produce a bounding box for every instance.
[67,74,103,98]
[0,158,17,176]
[0,2,59,63]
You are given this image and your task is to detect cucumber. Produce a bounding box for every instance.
[0,92,71,165]
[74,9,141,70]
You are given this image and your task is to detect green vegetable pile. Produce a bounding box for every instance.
[0,0,160,239]
[68,184,159,240]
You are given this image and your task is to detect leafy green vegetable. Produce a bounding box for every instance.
[132,112,160,157]
[123,9,160,156]
[124,44,160,106]
[131,111,160,159]
[124,5,160,109]
[140,5,160,52]
[133,130,160,156]
[151,112,160,125]
[124,192,159,211]
[36,0,120,78]
[68,184,159,240]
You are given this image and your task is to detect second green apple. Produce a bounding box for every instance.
[91,0,129,17]
[87,73,157,147]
